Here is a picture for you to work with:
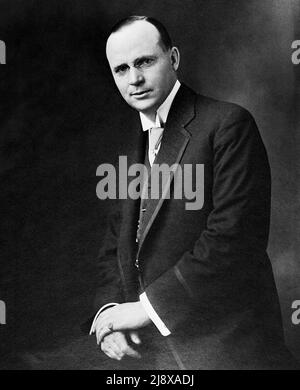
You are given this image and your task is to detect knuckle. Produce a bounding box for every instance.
[101,342,109,351]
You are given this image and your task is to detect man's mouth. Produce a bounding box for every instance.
[130,89,152,98]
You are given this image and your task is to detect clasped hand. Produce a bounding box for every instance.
[91,301,151,360]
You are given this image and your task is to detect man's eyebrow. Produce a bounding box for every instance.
[133,55,157,65]
[113,55,157,72]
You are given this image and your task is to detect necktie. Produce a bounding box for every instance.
[148,127,164,166]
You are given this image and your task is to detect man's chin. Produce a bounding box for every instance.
[127,99,158,116]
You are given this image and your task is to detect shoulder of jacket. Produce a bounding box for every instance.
[193,92,253,122]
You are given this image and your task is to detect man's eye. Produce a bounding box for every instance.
[115,66,128,74]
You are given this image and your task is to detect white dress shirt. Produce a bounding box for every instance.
[140,79,181,139]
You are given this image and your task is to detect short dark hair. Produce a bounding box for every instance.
[109,15,173,51]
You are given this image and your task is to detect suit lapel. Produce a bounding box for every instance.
[137,84,196,252]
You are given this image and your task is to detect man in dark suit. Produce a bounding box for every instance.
[88,15,297,369]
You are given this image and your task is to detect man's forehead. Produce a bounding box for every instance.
[106,21,162,64]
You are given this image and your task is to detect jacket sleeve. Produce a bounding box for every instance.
[144,107,272,332]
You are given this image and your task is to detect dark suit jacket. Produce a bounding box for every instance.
[89,84,297,369]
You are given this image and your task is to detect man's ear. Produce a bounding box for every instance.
[170,46,180,71]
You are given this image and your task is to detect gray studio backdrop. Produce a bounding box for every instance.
[0,0,299,363]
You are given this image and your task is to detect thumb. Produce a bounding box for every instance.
[129,331,142,345]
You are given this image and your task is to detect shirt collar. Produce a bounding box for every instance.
[139,80,181,131]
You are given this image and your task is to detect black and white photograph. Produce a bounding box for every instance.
[0,0,300,372]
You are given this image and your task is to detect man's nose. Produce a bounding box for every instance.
[128,67,144,85]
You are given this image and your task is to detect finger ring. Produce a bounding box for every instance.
[107,322,113,330]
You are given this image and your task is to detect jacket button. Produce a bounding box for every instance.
[135,258,140,269]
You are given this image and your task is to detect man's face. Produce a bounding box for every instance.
[106,21,178,118]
